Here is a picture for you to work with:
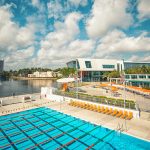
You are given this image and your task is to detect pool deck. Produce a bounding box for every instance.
[0,93,150,142]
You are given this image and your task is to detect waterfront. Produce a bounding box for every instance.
[0,79,55,97]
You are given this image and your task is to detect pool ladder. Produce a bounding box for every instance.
[117,123,124,134]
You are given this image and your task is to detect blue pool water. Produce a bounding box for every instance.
[0,107,149,150]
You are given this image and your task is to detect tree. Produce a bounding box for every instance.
[125,65,150,74]
[107,70,120,78]
[59,67,76,77]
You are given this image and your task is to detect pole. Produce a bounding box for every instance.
[124,81,126,108]
[76,59,78,99]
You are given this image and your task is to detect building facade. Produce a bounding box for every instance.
[125,74,150,88]
[67,58,150,82]
[0,60,4,72]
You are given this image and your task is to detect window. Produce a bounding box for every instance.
[67,60,80,69]
[117,63,120,71]
[131,75,137,79]
[139,75,146,79]
[92,71,100,76]
[77,61,80,69]
[85,61,92,68]
[125,75,130,79]
[102,65,115,68]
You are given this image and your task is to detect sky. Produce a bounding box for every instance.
[0,0,150,70]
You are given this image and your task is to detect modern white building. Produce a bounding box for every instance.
[67,58,150,82]
[0,60,4,72]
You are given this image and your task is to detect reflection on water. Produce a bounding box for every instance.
[28,80,54,88]
[0,79,56,97]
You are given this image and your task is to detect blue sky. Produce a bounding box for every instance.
[0,0,150,70]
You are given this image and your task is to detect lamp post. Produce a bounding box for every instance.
[76,59,78,99]
[123,80,126,109]
[121,72,126,108]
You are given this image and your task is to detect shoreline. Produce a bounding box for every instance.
[11,76,58,80]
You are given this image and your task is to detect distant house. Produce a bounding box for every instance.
[28,71,54,78]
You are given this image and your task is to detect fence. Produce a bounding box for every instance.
[53,90,136,110]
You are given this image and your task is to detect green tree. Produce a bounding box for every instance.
[125,65,150,74]
[60,67,76,77]
[107,70,120,78]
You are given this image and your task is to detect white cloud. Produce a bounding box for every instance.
[41,12,82,48]
[0,5,37,70]
[94,30,150,57]
[47,0,65,20]
[0,5,35,51]
[47,0,88,20]
[86,0,133,38]
[31,0,40,7]
[4,46,35,70]
[69,0,88,7]
[129,54,150,62]
[35,12,95,67]
[138,0,150,19]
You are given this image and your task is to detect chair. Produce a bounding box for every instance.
[97,106,101,112]
[93,105,97,111]
[116,110,123,117]
[83,103,87,109]
[80,102,83,108]
[94,105,99,112]
[111,109,118,116]
[101,106,105,113]
[103,107,109,114]
[106,108,113,115]
[85,103,90,109]
[76,101,79,107]
[77,101,81,107]
[121,111,128,119]
[80,102,84,108]
[126,112,133,120]
[89,104,94,110]
[72,101,76,106]
[87,104,91,110]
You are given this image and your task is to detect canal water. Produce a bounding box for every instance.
[0,79,56,97]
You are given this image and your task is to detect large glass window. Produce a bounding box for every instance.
[92,71,100,76]
[125,75,130,79]
[67,61,76,68]
[102,65,115,68]
[85,61,92,68]
[131,75,137,79]
[139,75,146,79]
[124,62,150,69]
[67,60,80,69]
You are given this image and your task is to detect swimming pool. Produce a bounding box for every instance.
[0,107,149,150]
